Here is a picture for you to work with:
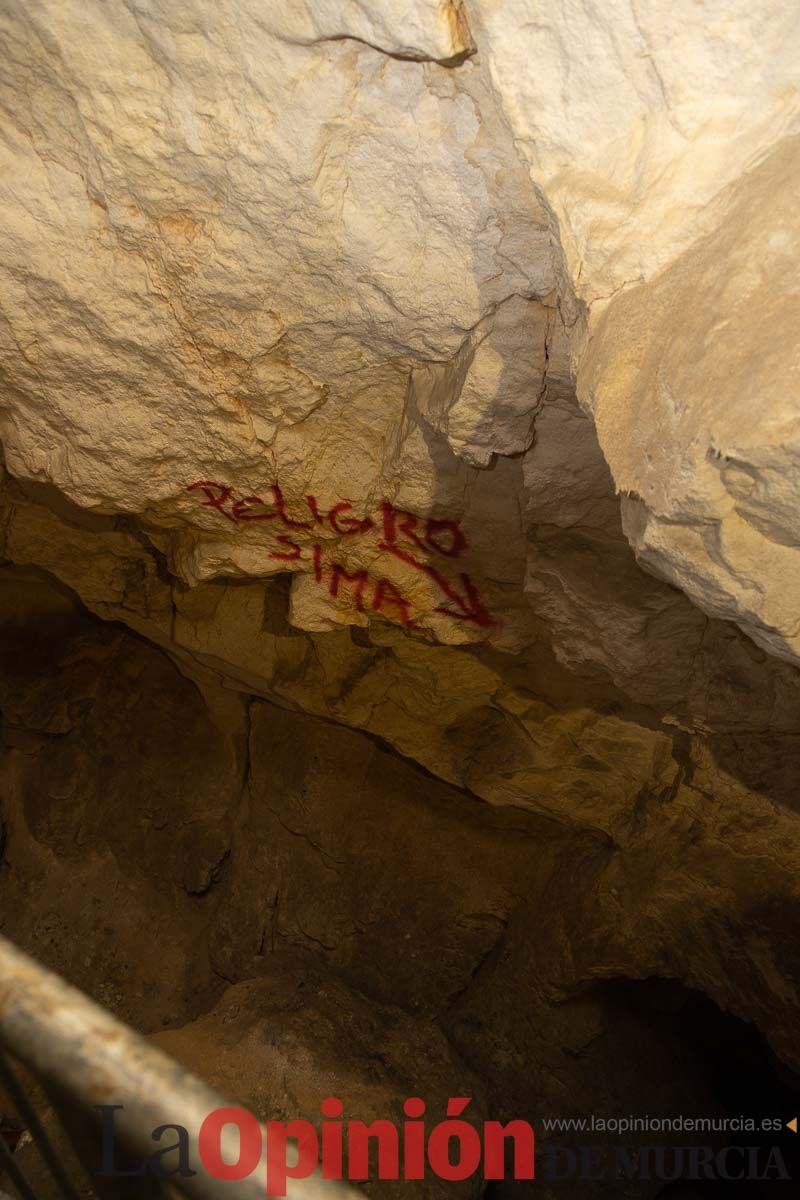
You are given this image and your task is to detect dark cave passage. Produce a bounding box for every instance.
[653,985,800,1196]
[1,570,799,1200]
[481,978,800,1199]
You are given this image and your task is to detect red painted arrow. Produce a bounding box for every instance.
[379,542,493,628]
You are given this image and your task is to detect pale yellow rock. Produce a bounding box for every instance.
[0,0,557,645]
[1,1,800,666]
[472,0,800,304]
[469,1,800,664]
[581,138,800,665]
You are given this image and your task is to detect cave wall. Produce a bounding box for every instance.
[0,567,761,1199]
[0,2,799,1191]
[1,1,799,661]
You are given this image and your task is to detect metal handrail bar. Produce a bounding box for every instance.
[0,1046,82,1199]
[0,934,358,1200]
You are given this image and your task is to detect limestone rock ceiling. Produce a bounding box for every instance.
[0,0,799,824]
[2,0,799,667]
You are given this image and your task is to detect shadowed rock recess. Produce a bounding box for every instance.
[1,1,799,1197]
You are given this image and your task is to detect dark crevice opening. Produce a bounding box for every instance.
[483,978,800,1198]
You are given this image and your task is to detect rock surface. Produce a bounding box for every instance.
[1,3,800,1187]
[2,0,799,660]
[5,571,798,1200]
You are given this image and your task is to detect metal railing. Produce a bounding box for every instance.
[0,934,358,1199]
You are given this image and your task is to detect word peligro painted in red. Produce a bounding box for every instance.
[187,481,493,629]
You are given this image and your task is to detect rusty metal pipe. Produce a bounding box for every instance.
[0,934,358,1200]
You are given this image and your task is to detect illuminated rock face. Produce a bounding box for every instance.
[0,0,558,648]
[581,137,800,666]
[470,0,800,663]
[1,1,799,660]
[1,0,800,1118]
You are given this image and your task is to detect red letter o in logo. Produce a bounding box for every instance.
[199,1106,262,1180]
